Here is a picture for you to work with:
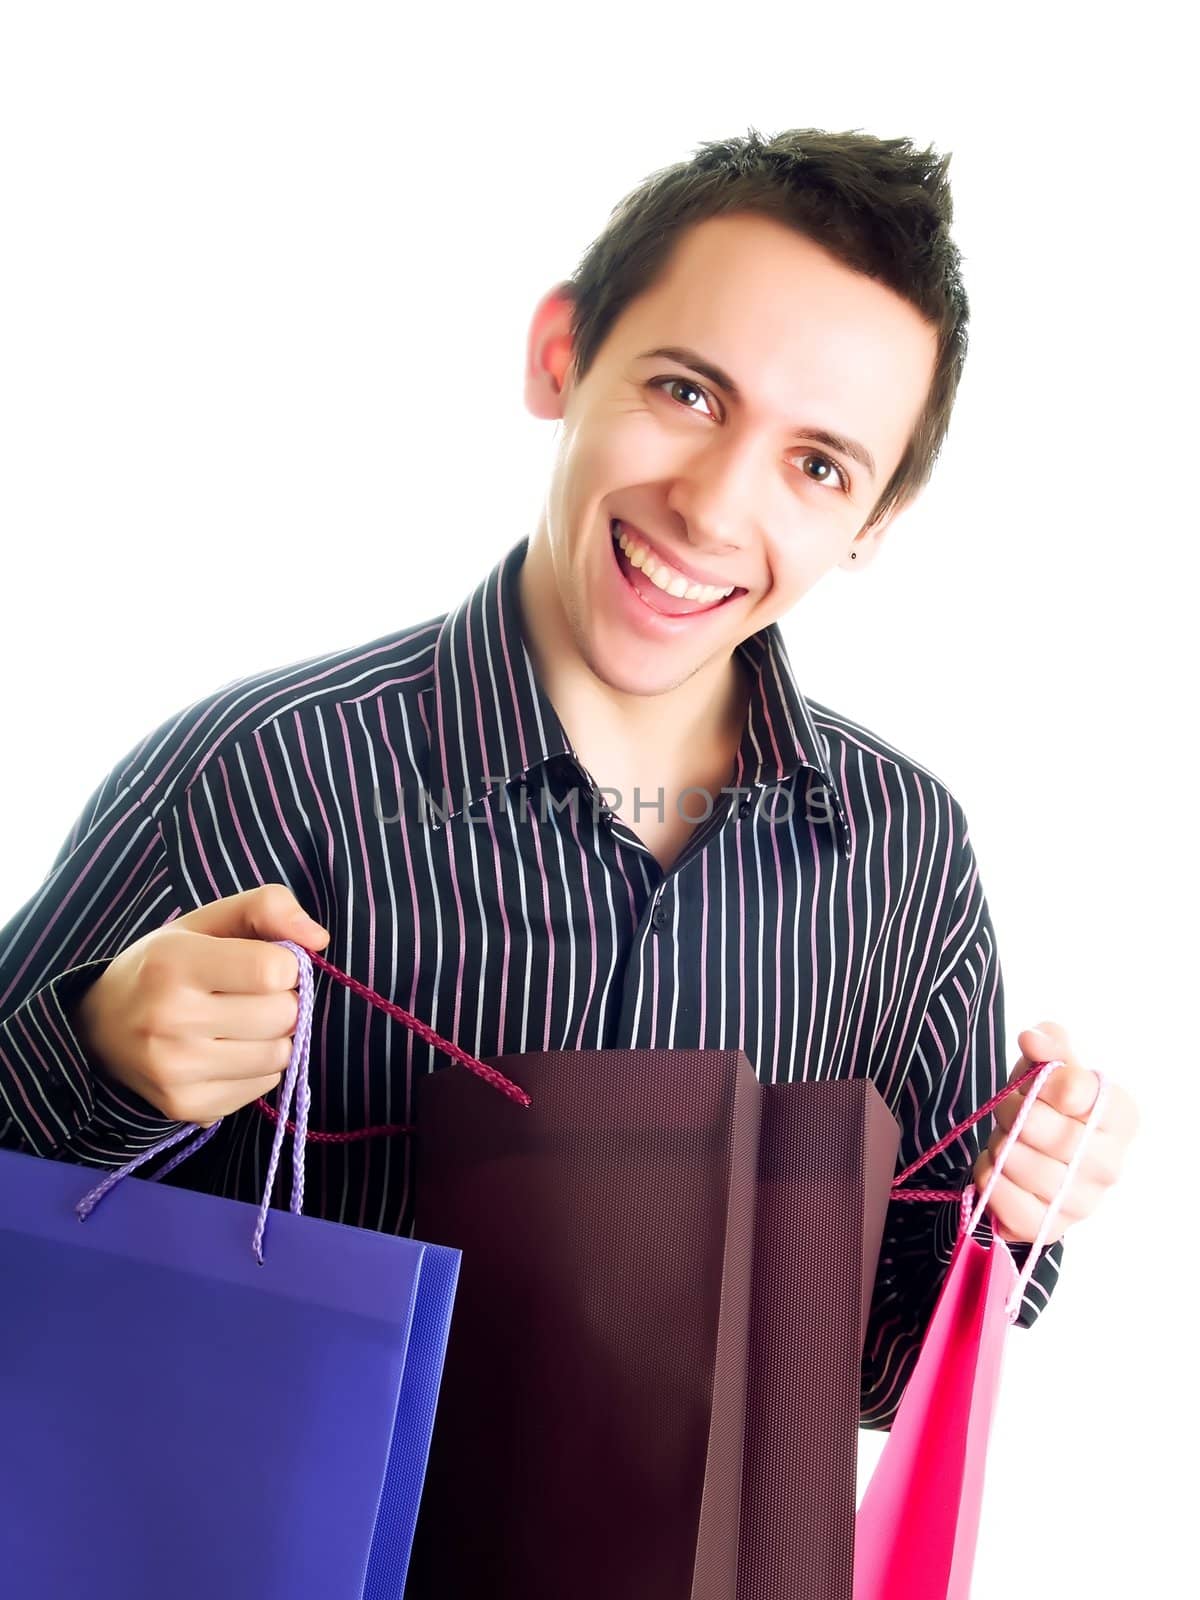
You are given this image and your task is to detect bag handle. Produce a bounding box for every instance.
[258,949,1096,1184]
[74,930,1102,1292]
[892,1056,1109,1321]
[258,952,1055,1148]
[275,948,1108,1319]
[979,1060,1108,1320]
[75,941,316,1264]
[73,942,528,1262]
[267,947,1107,1319]
[251,943,536,1142]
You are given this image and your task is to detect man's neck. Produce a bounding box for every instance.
[516,533,752,796]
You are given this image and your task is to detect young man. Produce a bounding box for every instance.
[0,128,1136,1431]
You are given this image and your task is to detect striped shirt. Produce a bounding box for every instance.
[0,532,1061,1430]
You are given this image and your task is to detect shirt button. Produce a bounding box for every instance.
[651,898,669,929]
[738,795,753,817]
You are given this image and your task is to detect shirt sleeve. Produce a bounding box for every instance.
[0,755,190,1166]
[858,800,1064,1433]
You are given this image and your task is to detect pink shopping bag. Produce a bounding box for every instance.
[854,1057,1110,1599]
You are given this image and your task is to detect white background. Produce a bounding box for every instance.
[1,4,1194,1592]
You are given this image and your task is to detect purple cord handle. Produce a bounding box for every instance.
[74,940,315,1266]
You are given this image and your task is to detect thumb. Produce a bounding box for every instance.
[173,883,331,950]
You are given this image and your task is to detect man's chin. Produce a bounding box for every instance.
[574,624,727,700]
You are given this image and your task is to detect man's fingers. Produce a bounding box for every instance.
[163,1036,295,1085]
[977,1149,1107,1235]
[173,884,329,950]
[987,1103,1126,1184]
[194,990,302,1044]
[171,1071,294,1127]
[163,932,304,995]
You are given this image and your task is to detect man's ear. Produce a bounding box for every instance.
[524,284,577,421]
[841,491,921,571]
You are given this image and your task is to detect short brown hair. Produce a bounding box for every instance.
[562,126,969,533]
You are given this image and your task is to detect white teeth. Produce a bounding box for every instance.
[614,522,735,604]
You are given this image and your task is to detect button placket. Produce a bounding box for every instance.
[737,783,761,819]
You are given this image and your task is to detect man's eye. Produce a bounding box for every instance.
[650,375,714,415]
[649,375,849,493]
[795,453,849,493]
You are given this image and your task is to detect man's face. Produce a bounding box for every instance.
[526,211,940,700]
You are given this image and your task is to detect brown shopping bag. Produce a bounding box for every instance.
[404,1047,900,1600]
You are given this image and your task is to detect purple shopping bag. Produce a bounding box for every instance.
[0,941,504,1600]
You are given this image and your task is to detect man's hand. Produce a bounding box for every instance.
[70,884,331,1128]
[971,1020,1140,1246]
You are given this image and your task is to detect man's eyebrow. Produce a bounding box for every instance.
[637,345,878,484]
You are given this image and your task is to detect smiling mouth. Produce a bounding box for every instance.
[610,520,746,618]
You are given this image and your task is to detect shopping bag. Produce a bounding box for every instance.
[853,1057,1110,1599]
[402,1047,901,1600]
[0,940,519,1600]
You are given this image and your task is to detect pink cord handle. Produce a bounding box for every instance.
[978,1060,1107,1319]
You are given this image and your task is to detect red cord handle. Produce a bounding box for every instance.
[255,945,1049,1200]
[888,1056,1049,1198]
[254,945,529,1141]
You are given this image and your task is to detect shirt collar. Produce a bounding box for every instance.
[422,535,851,859]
